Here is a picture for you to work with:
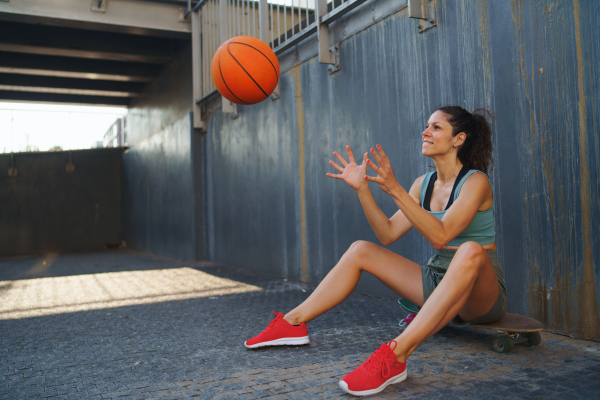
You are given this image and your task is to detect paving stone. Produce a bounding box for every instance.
[1,250,600,399]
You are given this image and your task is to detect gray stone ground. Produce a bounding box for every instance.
[1,249,600,400]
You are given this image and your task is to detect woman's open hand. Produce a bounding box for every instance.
[326,145,369,191]
[366,144,402,197]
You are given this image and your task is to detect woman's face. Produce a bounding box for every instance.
[421,111,459,157]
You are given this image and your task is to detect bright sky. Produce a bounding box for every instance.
[0,102,127,154]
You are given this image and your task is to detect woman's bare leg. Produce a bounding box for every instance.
[391,242,500,362]
[283,240,499,365]
[284,240,424,325]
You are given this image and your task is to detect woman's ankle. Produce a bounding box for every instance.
[395,354,408,364]
[390,342,409,363]
[283,313,303,326]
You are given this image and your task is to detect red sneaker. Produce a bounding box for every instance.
[244,311,310,349]
[339,341,407,396]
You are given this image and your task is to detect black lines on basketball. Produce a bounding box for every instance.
[229,41,279,80]
[218,46,250,105]
[226,43,269,101]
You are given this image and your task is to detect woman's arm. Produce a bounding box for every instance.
[326,146,422,246]
[391,174,490,249]
[366,145,491,249]
[354,176,423,246]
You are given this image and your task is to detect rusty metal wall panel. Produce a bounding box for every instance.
[200,0,600,338]
[204,73,303,280]
[510,0,600,339]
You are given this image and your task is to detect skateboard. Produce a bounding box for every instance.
[398,298,543,353]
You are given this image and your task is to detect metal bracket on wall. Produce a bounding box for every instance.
[91,0,106,13]
[271,83,280,101]
[179,8,191,22]
[180,0,192,21]
[8,153,17,177]
[66,151,75,174]
[327,45,341,74]
[222,99,238,120]
[408,0,436,33]
[317,0,341,74]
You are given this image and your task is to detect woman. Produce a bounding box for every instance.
[244,106,507,396]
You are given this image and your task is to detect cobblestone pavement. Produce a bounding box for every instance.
[1,250,599,399]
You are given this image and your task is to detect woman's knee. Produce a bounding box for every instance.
[345,240,377,268]
[347,240,372,256]
[451,242,487,274]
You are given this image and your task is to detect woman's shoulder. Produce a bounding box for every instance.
[410,173,429,204]
[413,171,436,187]
[413,173,427,186]
[412,172,433,191]
[462,170,491,187]
[458,170,493,199]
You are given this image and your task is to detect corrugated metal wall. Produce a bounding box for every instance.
[122,44,200,261]
[510,0,600,339]
[200,0,600,339]
[0,148,124,256]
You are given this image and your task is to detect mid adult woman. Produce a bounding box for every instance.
[244,106,506,397]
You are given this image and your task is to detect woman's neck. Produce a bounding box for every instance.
[432,156,463,184]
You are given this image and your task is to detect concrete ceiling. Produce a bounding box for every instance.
[0,0,195,107]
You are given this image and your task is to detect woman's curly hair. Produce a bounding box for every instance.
[436,106,494,174]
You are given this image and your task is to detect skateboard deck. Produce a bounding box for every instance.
[398,298,543,353]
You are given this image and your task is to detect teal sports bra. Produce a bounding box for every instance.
[419,169,495,246]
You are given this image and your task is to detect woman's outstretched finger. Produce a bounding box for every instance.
[370,147,382,163]
[326,173,344,180]
[376,144,388,159]
[329,160,344,173]
[346,145,356,164]
[333,151,349,167]
[364,174,381,183]
[367,159,382,174]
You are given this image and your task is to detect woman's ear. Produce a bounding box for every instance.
[454,132,466,148]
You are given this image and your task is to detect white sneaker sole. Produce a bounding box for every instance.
[244,336,310,349]
[338,370,407,396]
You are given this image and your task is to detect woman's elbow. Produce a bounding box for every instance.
[431,238,449,250]
[377,235,390,246]
[378,234,396,246]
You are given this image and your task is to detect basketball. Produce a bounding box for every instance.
[211,36,280,105]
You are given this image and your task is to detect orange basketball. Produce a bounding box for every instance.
[211,36,280,105]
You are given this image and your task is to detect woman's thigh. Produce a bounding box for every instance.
[445,243,500,322]
[349,241,425,308]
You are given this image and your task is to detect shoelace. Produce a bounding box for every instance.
[265,311,285,331]
[398,313,417,328]
[364,340,398,377]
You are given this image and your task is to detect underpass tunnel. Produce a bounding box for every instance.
[1,0,599,340]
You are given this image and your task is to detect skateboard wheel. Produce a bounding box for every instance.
[522,332,541,347]
[492,336,514,353]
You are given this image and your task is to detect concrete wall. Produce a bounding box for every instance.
[0,148,123,256]
[122,43,203,261]
[201,0,600,339]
